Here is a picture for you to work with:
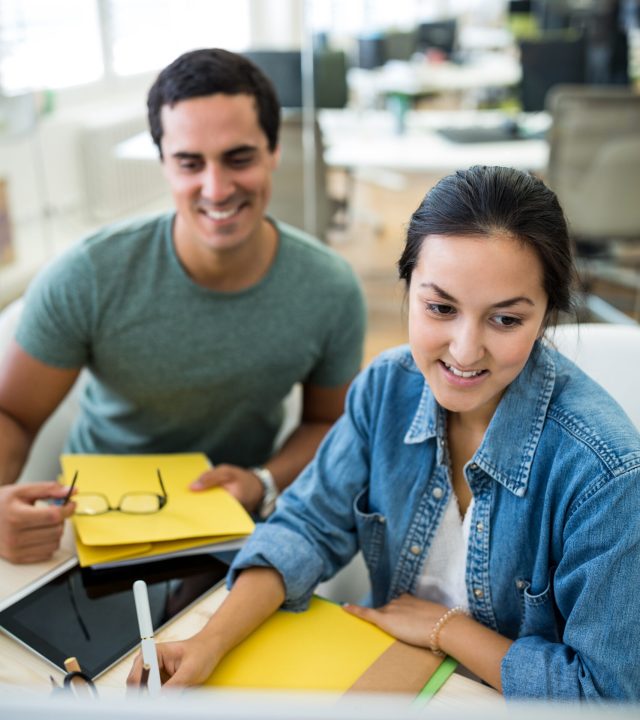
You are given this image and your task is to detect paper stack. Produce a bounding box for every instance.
[60,453,255,568]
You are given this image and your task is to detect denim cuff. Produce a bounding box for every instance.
[228,523,325,612]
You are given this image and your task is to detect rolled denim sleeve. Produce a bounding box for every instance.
[229,367,376,611]
[502,464,640,700]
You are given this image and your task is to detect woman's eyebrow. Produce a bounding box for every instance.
[420,282,535,308]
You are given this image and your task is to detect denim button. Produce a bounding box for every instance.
[377,516,386,524]
[473,587,484,598]
[432,486,443,499]
[476,521,484,533]
[410,544,421,555]
[516,579,526,590]
[470,463,478,470]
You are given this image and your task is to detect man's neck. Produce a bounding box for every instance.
[173,217,278,292]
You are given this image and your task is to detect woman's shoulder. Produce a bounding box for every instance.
[544,346,640,474]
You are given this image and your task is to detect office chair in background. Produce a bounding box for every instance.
[545,85,640,255]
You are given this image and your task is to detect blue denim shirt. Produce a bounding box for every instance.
[231,342,640,700]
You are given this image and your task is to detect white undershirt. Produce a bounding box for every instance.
[415,493,474,610]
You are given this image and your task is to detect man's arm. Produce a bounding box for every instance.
[0,340,79,561]
[191,380,353,513]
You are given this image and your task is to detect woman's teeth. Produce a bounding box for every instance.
[445,363,483,378]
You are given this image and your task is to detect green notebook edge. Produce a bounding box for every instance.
[412,656,458,706]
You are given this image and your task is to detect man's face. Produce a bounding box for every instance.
[160,93,279,259]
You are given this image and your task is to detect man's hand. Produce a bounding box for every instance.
[0,482,75,564]
[190,465,264,513]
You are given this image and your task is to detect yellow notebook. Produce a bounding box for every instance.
[60,453,254,566]
[205,596,396,692]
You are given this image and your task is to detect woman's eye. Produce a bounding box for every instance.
[425,303,455,316]
[493,315,522,328]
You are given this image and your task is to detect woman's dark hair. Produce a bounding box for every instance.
[147,48,281,158]
[398,165,577,326]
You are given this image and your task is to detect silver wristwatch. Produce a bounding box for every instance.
[251,467,278,519]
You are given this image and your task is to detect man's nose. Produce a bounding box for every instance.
[201,164,233,203]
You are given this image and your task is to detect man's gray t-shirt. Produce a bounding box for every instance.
[16,213,365,466]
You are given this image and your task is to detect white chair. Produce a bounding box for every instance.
[548,322,640,430]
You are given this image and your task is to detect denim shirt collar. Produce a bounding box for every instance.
[403,341,556,497]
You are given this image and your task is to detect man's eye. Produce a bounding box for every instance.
[178,160,202,171]
[228,155,254,167]
[425,303,455,316]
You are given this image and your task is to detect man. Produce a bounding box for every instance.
[0,49,365,563]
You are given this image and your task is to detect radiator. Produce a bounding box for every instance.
[79,111,168,222]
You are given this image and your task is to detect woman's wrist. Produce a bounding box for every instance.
[428,605,469,657]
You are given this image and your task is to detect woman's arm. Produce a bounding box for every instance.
[127,567,285,688]
[344,594,512,692]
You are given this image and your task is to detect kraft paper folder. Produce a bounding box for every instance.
[60,453,254,567]
[206,596,456,699]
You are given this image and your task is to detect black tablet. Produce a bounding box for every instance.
[0,551,232,679]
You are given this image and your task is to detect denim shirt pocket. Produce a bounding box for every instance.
[515,578,562,643]
[353,487,386,576]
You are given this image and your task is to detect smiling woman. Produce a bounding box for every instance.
[128,166,640,702]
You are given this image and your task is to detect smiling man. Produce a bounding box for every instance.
[0,49,365,563]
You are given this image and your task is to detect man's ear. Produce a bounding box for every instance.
[271,145,281,170]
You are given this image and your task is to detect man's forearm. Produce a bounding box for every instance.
[265,421,332,492]
[0,413,32,486]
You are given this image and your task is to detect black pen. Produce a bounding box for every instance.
[61,471,78,505]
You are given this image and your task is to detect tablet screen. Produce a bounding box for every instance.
[0,551,231,679]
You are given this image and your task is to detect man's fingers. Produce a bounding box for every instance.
[13,482,69,502]
[190,468,228,491]
[10,499,70,529]
[11,523,65,550]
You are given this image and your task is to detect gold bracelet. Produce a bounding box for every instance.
[428,606,468,657]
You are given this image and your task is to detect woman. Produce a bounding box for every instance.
[128,166,640,700]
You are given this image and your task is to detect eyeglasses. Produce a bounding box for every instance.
[64,469,168,516]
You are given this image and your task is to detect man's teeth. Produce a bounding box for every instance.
[204,207,238,220]
[445,363,483,378]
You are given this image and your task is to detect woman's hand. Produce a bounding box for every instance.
[126,634,221,689]
[343,593,447,648]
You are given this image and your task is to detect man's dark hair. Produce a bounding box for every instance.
[398,165,577,327]
[147,48,281,157]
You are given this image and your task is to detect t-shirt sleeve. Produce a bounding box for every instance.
[15,246,96,369]
[305,264,366,387]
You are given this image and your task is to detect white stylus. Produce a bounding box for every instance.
[133,580,161,695]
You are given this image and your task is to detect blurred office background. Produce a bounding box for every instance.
[1,0,639,361]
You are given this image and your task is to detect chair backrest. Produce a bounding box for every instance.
[0,298,84,484]
[548,323,640,430]
[545,85,640,242]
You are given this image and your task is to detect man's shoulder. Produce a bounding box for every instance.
[80,212,172,253]
[276,220,356,276]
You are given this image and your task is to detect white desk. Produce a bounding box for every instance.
[0,524,501,709]
[348,52,521,100]
[319,109,550,175]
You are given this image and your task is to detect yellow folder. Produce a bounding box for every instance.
[205,596,395,692]
[60,453,254,564]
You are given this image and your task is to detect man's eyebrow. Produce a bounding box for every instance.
[419,282,535,307]
[171,151,202,160]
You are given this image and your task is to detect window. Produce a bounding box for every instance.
[0,0,250,93]
[106,0,250,77]
[0,0,103,93]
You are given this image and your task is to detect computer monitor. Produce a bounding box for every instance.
[243,50,303,108]
[416,19,457,57]
[519,34,586,112]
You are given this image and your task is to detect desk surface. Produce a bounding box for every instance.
[348,53,521,98]
[319,109,550,174]
[0,523,501,708]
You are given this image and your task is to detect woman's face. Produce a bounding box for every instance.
[408,232,549,428]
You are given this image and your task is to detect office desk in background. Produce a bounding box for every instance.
[0,523,501,710]
[318,109,550,176]
[347,52,522,103]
